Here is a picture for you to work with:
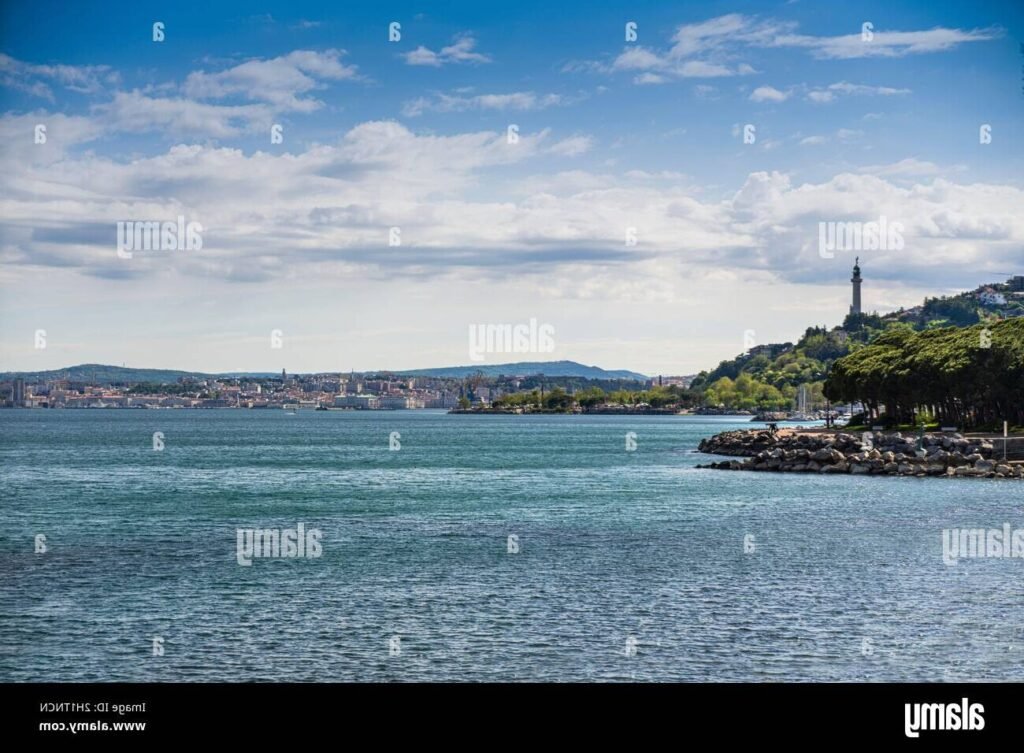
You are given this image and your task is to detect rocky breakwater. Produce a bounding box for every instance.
[697,430,1024,479]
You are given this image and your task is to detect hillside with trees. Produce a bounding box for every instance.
[689,278,1024,413]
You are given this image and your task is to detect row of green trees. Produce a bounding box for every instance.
[824,318,1024,429]
[701,374,826,411]
[488,385,701,412]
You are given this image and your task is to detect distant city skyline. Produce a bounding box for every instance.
[1,1,1022,374]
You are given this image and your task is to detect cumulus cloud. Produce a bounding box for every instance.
[1,50,364,144]
[98,90,273,137]
[0,112,104,165]
[607,43,754,80]
[1,118,1021,291]
[182,49,358,112]
[402,34,491,67]
[750,85,790,102]
[726,170,1023,284]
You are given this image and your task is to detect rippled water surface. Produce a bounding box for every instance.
[2,409,1021,681]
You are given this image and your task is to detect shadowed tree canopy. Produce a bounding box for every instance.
[824,318,1024,429]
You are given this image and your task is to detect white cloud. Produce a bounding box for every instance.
[402,90,563,117]
[182,49,358,112]
[634,73,669,85]
[608,44,754,80]
[611,47,664,71]
[727,170,1023,286]
[99,90,272,137]
[750,85,790,103]
[677,60,740,77]
[669,13,755,57]
[569,15,1000,84]
[858,158,964,177]
[774,26,1001,59]
[547,135,594,157]
[798,128,864,146]
[402,34,491,67]
[0,111,104,168]
[807,81,911,103]
[2,117,1021,296]
[666,13,1000,60]
[0,54,119,101]
[3,50,364,142]
[830,82,910,96]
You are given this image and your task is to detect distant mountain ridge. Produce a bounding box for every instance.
[0,364,281,383]
[396,361,647,380]
[1,361,648,384]
[0,364,218,384]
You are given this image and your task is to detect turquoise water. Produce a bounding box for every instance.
[1,409,1021,682]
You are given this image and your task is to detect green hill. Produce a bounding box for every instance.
[691,279,1024,412]
[0,364,217,384]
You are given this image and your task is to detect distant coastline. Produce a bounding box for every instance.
[448,406,691,415]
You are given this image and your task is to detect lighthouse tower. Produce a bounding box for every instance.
[850,257,862,315]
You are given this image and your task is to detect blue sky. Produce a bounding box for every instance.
[1,0,1023,374]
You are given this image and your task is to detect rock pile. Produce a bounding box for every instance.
[697,430,1023,479]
